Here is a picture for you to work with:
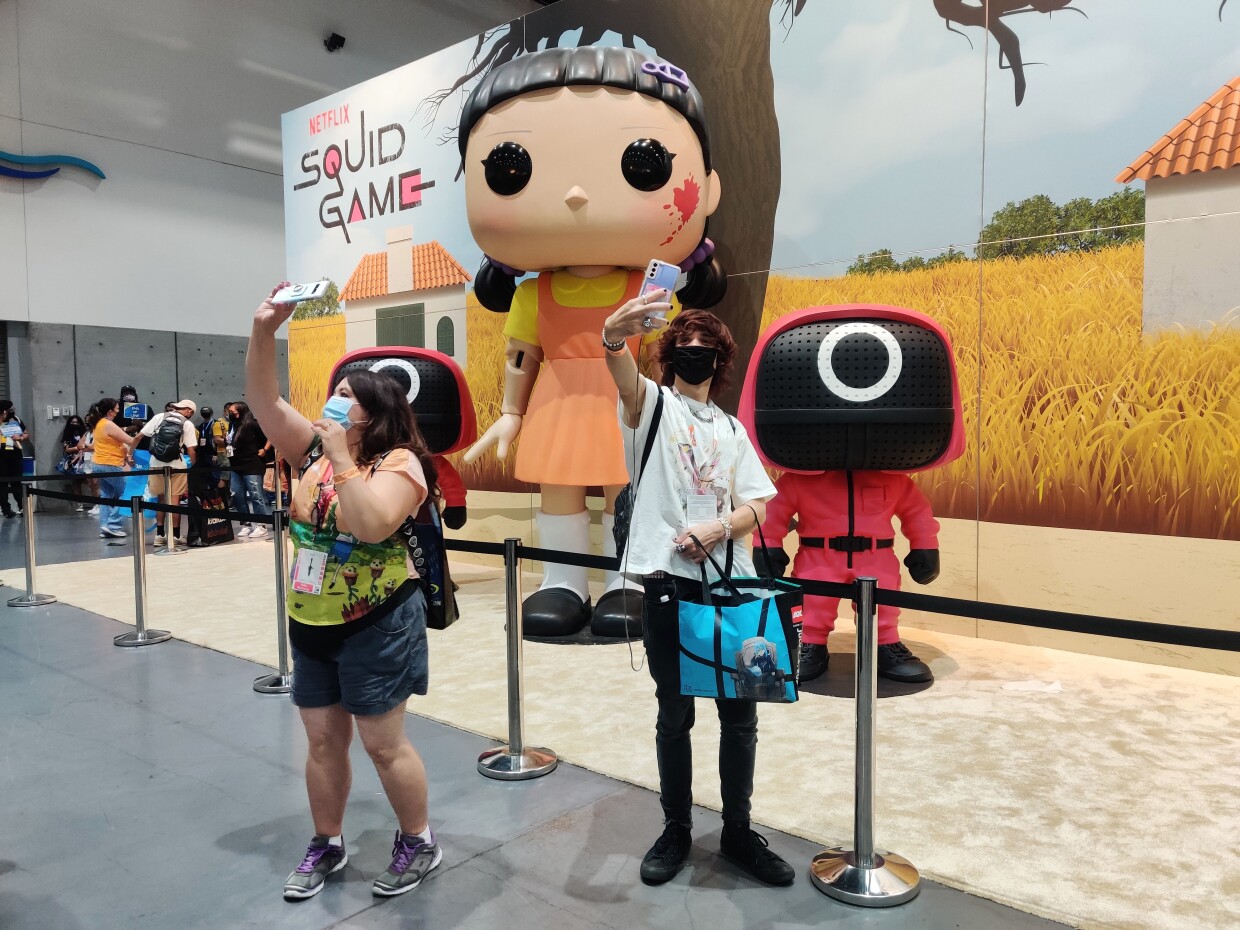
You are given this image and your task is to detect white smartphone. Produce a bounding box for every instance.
[273,280,329,304]
[639,259,680,320]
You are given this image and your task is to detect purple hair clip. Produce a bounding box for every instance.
[641,60,691,91]
[486,255,525,277]
[678,238,715,273]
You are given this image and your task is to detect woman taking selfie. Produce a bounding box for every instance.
[246,283,441,902]
[601,298,793,888]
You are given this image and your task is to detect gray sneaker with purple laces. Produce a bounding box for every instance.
[283,835,347,900]
[372,829,442,897]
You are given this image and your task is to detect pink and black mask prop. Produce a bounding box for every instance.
[738,305,965,474]
[329,347,477,456]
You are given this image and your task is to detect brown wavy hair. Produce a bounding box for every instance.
[655,309,737,400]
[338,369,439,498]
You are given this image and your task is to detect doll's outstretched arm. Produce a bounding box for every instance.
[463,338,542,464]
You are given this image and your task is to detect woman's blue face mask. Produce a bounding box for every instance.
[322,395,367,430]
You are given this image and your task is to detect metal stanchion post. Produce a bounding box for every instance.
[7,485,56,607]
[254,509,292,693]
[156,465,187,556]
[810,577,920,906]
[477,537,557,780]
[115,497,171,646]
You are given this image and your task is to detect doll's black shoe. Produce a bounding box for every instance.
[876,641,933,683]
[522,588,591,638]
[590,589,644,637]
[798,643,828,682]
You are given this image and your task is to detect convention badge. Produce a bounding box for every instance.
[685,489,720,526]
[291,548,328,595]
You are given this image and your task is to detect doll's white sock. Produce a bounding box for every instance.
[534,510,590,602]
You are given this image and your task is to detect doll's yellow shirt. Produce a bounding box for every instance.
[503,270,679,347]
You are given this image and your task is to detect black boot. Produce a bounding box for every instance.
[522,588,591,638]
[639,823,692,885]
[877,640,933,683]
[798,642,828,682]
[719,822,794,886]
[590,588,644,637]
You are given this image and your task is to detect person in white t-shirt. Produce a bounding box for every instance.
[132,399,198,546]
[601,295,792,889]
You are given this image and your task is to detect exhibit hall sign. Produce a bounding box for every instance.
[281,41,484,290]
[290,101,433,244]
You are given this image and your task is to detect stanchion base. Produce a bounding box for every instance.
[477,746,558,781]
[113,629,172,647]
[253,672,292,694]
[7,593,56,607]
[809,846,920,907]
[154,545,190,557]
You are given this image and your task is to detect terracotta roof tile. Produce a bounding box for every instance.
[339,240,472,302]
[1117,76,1240,182]
[412,241,472,290]
[340,252,388,302]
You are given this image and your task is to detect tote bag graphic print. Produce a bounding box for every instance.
[677,586,800,703]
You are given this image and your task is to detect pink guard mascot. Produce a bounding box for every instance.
[738,305,965,683]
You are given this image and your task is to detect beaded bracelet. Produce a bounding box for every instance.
[719,515,732,541]
[601,326,626,353]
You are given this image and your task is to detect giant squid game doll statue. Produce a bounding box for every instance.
[738,305,965,683]
[460,46,727,637]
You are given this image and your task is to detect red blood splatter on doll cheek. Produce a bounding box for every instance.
[659,174,701,247]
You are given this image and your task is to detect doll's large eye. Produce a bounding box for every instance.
[482,142,532,195]
[621,139,675,191]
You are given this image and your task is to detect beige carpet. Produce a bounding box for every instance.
[7,540,1240,930]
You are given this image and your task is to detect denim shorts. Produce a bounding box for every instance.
[290,589,429,716]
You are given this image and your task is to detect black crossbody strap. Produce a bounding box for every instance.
[633,387,665,487]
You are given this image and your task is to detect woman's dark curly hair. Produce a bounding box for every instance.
[334,369,439,499]
[655,309,737,400]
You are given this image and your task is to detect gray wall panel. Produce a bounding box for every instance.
[175,333,289,420]
[26,323,74,475]
[74,326,178,420]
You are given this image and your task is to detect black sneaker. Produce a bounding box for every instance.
[877,640,933,683]
[719,824,795,886]
[639,823,692,885]
[798,642,829,682]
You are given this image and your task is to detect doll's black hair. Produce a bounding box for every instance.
[461,46,726,313]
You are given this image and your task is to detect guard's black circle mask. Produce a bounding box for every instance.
[672,346,718,385]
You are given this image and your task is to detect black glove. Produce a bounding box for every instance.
[903,548,940,584]
[441,506,467,530]
[754,546,790,578]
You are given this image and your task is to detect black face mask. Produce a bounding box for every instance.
[671,346,718,386]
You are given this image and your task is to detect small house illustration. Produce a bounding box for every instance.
[1117,76,1240,332]
[339,226,472,368]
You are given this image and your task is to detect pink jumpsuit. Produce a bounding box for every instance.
[758,471,939,646]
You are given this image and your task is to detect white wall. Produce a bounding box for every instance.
[0,0,537,336]
[1143,170,1240,331]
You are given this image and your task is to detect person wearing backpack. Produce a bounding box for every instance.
[132,399,198,546]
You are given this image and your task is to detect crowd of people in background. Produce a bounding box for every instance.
[9,385,292,547]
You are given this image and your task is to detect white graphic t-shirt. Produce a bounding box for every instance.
[619,379,775,582]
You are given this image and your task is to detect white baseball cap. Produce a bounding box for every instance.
[174,399,198,416]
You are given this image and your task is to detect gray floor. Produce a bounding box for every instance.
[0,526,1073,930]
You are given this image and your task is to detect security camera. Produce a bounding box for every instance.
[324,33,346,53]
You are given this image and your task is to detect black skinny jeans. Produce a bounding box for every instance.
[642,573,758,830]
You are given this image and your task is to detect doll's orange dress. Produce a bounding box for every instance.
[513,270,642,486]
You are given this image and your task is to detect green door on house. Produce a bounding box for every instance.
[376,303,425,347]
